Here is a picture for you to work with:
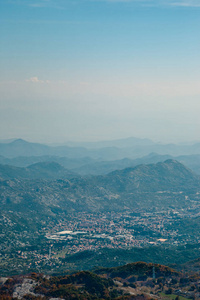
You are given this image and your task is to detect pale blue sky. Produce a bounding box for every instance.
[0,0,200,143]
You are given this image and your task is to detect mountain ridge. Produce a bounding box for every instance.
[0,162,78,180]
[1,160,199,215]
[1,138,200,159]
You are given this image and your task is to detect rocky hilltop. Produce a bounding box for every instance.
[1,261,200,299]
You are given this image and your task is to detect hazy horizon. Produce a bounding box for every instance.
[0,136,200,146]
[1,0,200,144]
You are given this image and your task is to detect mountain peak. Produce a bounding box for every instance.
[164,159,180,164]
[11,139,29,145]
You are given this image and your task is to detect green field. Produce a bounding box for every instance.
[159,292,192,300]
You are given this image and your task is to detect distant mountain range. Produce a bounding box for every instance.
[1,138,200,160]
[72,153,200,176]
[1,150,200,176]
[0,161,78,180]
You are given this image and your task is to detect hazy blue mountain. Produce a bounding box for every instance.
[1,145,200,177]
[108,159,199,191]
[0,139,51,157]
[72,153,172,175]
[1,139,200,160]
[71,153,200,176]
[0,138,90,158]
[0,154,96,168]
[0,162,78,180]
[0,139,126,160]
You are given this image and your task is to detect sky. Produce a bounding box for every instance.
[0,0,200,144]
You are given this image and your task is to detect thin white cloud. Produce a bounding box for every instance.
[25,77,49,83]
